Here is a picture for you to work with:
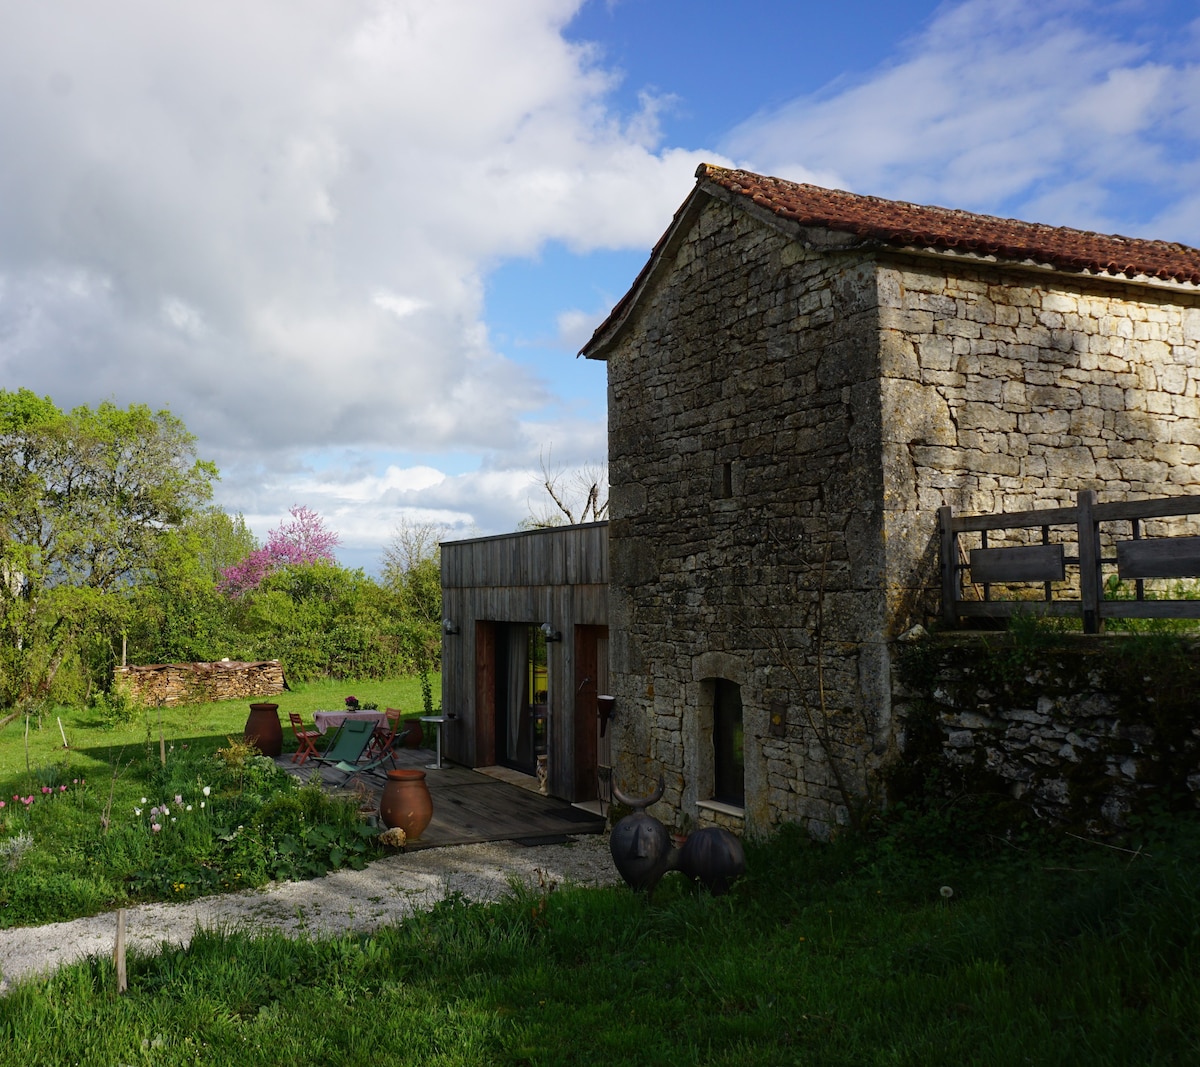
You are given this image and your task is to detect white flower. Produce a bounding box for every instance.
[141,797,148,804]
[134,808,142,816]
[202,786,211,797]
[940,886,954,899]
[200,802,205,809]
[186,805,193,812]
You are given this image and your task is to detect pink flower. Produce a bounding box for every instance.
[174,794,183,805]
[0,801,6,809]
[41,786,51,794]
[59,785,67,792]
[151,823,162,833]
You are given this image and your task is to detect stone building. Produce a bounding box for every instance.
[579,164,1200,839]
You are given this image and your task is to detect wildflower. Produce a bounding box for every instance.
[171,817,177,823]
[186,805,193,812]
[150,806,160,817]
[202,786,211,797]
[141,797,148,804]
[41,786,51,794]
[73,779,79,784]
[59,784,67,792]
[134,808,142,816]
[161,806,170,816]
[151,823,162,833]
[200,802,206,809]
[0,801,5,809]
[940,886,954,899]
[174,794,183,805]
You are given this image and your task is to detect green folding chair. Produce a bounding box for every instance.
[313,718,376,783]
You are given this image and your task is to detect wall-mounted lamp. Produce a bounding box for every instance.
[597,694,616,737]
[540,622,562,642]
[442,618,460,636]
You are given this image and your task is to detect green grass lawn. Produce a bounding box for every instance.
[2,811,1197,1065]
[0,677,435,925]
[1,681,1197,1064]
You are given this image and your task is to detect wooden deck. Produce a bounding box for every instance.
[276,742,607,850]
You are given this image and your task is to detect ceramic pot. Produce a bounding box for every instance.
[244,702,282,758]
[379,768,433,840]
[403,717,424,748]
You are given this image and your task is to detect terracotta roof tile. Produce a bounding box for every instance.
[698,164,1200,286]
[580,165,1200,359]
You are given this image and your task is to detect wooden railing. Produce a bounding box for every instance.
[940,490,1200,633]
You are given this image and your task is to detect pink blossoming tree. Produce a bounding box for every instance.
[218,505,341,596]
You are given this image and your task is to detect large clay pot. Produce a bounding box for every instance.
[403,717,424,748]
[244,702,282,758]
[379,768,433,840]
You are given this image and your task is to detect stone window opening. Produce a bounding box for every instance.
[716,460,734,500]
[701,677,745,808]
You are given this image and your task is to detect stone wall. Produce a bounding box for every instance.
[607,198,889,839]
[604,190,1200,840]
[879,260,1200,632]
[891,632,1200,829]
[114,660,286,707]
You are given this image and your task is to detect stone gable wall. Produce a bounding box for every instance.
[607,199,889,838]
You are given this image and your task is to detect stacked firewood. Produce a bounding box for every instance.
[113,660,286,707]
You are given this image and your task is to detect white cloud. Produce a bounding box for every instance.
[0,0,713,544]
[722,0,1200,241]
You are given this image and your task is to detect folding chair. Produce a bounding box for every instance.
[313,717,376,779]
[365,708,403,769]
[288,713,321,766]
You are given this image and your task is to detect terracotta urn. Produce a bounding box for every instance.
[403,717,425,748]
[379,768,433,840]
[244,702,282,758]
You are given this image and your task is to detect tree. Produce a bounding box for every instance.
[380,518,445,672]
[521,446,608,529]
[218,505,340,597]
[126,509,259,665]
[0,388,218,702]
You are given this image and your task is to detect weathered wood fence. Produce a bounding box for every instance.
[940,491,1200,633]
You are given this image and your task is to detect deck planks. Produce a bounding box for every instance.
[276,745,606,850]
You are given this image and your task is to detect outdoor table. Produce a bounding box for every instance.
[421,714,446,769]
[312,709,387,735]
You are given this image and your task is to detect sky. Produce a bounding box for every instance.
[2,0,1199,573]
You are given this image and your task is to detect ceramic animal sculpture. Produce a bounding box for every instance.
[608,776,679,895]
[678,826,746,895]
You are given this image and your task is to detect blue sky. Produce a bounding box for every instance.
[1,0,1198,573]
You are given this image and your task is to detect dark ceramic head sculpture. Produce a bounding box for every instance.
[608,776,678,894]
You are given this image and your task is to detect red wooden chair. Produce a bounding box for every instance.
[288,712,321,765]
[366,707,404,768]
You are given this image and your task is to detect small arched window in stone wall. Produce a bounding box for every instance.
[711,678,745,807]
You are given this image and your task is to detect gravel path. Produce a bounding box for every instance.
[0,833,618,994]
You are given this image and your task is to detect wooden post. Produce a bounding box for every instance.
[939,505,958,628]
[114,909,127,994]
[158,703,166,767]
[1078,489,1101,633]
[57,716,69,749]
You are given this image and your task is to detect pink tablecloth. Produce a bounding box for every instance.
[312,710,387,735]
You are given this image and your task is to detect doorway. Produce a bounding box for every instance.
[494,622,547,775]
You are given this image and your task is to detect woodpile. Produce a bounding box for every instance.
[113,660,287,707]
